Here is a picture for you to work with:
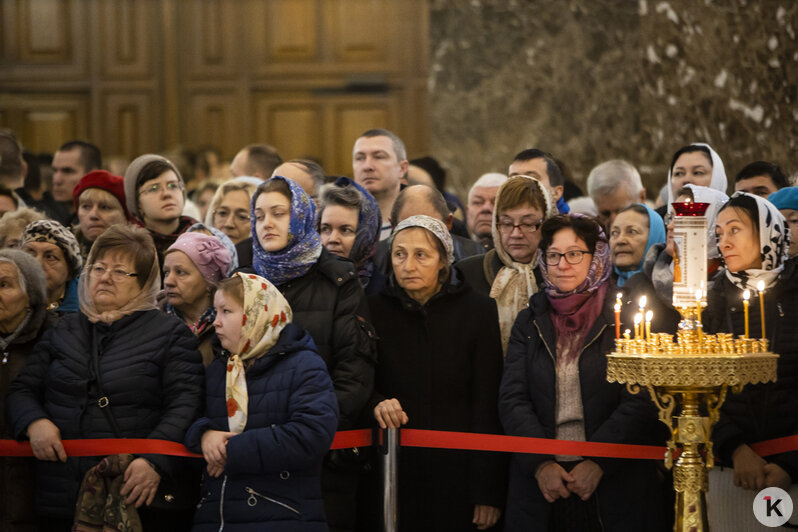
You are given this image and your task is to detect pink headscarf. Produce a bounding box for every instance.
[166,232,232,287]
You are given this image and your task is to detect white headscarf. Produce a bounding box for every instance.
[489,175,557,355]
[667,143,728,212]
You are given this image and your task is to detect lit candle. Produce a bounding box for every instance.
[616,292,623,307]
[623,329,631,341]
[614,303,621,339]
[695,289,703,342]
[638,295,647,315]
[743,289,750,338]
[645,310,653,343]
[634,312,643,339]
[757,280,766,339]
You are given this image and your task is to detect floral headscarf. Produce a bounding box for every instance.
[489,175,557,354]
[613,204,666,287]
[539,214,611,297]
[721,191,789,291]
[390,215,454,265]
[225,273,293,434]
[251,176,323,286]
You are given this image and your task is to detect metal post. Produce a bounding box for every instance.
[382,427,399,532]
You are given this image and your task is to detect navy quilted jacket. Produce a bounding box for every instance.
[186,323,338,531]
[6,309,205,519]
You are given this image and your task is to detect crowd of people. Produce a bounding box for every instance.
[0,125,796,531]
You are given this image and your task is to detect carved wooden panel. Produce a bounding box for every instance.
[246,0,319,74]
[180,0,237,79]
[330,97,397,174]
[1,0,89,79]
[252,93,323,162]
[98,0,155,79]
[324,0,389,65]
[100,92,157,157]
[185,93,242,160]
[0,94,89,153]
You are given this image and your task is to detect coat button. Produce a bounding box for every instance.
[280,471,290,480]
[163,494,175,503]
[337,277,343,282]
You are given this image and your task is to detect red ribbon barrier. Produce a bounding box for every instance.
[0,429,794,459]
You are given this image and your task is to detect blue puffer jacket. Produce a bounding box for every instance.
[186,323,339,531]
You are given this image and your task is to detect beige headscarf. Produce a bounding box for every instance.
[489,175,557,355]
[225,272,292,434]
[79,235,161,324]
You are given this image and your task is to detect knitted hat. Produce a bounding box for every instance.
[166,232,232,287]
[123,154,184,219]
[768,187,798,212]
[20,220,83,279]
[73,170,129,219]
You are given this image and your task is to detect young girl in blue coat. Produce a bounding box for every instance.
[186,272,339,531]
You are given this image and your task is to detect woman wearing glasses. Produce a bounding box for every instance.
[7,225,204,531]
[459,174,557,354]
[499,214,665,532]
[123,154,197,266]
[204,177,261,245]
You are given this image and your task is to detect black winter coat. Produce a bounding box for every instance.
[499,287,667,531]
[456,249,544,298]
[705,260,798,480]
[242,248,376,431]
[6,310,205,520]
[186,324,338,531]
[366,270,507,531]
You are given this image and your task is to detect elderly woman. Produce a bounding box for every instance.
[162,231,232,365]
[6,224,204,531]
[499,214,664,531]
[248,175,375,531]
[204,177,261,245]
[458,174,557,353]
[72,170,129,260]
[21,220,82,313]
[123,154,197,265]
[317,177,383,294]
[0,250,51,532]
[185,273,338,530]
[0,207,46,249]
[368,215,506,531]
[704,192,798,527]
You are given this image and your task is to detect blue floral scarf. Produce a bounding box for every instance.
[251,176,322,286]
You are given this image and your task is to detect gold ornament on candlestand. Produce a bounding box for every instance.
[606,201,778,532]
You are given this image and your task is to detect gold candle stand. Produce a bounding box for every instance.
[606,307,777,532]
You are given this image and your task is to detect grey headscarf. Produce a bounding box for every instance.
[123,154,185,219]
[390,215,454,265]
[0,249,48,349]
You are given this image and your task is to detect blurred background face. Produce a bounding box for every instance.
[254,191,291,252]
[212,189,251,244]
[88,250,141,312]
[391,227,443,302]
[163,251,209,311]
[0,195,16,218]
[213,289,243,352]
[195,187,217,223]
[272,163,315,199]
[0,262,29,332]
[716,207,762,272]
[320,205,358,258]
[52,148,85,202]
[497,203,543,264]
[77,188,127,241]
[609,210,649,270]
[23,241,69,299]
[671,151,712,195]
[137,170,184,224]
[467,186,499,239]
[545,228,592,292]
[780,208,798,257]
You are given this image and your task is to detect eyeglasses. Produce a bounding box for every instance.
[139,181,183,196]
[213,209,250,224]
[543,250,592,266]
[89,264,138,282]
[497,219,542,235]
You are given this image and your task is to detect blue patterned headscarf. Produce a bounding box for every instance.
[251,176,322,286]
[329,177,381,267]
[612,203,666,287]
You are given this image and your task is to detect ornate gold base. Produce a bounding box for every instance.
[606,352,777,532]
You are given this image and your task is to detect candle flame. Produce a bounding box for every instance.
[645,310,653,321]
[634,313,642,324]
[757,280,765,293]
[743,289,750,301]
[696,289,702,301]
[614,303,621,312]
[638,295,647,308]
